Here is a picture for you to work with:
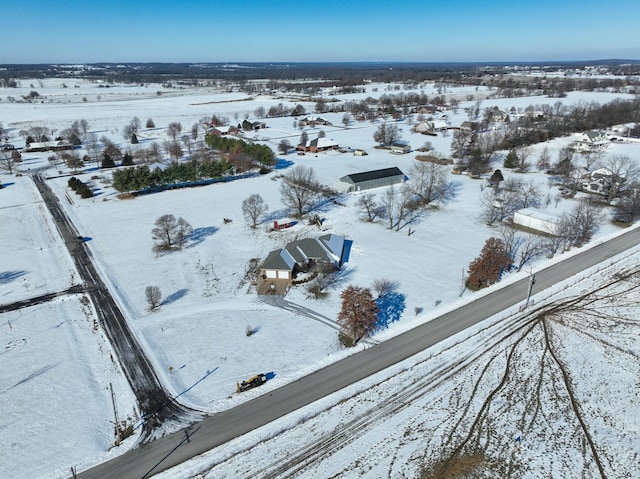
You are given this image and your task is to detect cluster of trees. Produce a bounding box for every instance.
[151,214,192,255]
[470,197,604,290]
[205,134,275,167]
[452,97,640,176]
[67,177,93,198]
[373,122,402,146]
[112,159,234,192]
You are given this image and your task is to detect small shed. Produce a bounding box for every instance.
[339,167,406,192]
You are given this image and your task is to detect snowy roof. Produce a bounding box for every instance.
[514,208,560,223]
[260,248,296,271]
[341,167,405,185]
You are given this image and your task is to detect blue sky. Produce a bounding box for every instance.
[1,0,638,63]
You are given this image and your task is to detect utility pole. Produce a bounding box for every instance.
[525,272,536,308]
[110,383,121,446]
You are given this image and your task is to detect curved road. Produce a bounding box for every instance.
[77,226,640,479]
[32,175,195,438]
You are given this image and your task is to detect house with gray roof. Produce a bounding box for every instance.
[337,167,406,193]
[257,234,346,295]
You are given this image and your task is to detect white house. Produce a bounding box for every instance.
[570,130,608,152]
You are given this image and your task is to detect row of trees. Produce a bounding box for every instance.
[112,159,234,192]
[67,177,94,198]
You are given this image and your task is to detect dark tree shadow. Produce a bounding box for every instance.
[0,270,27,285]
[188,226,219,248]
[433,180,462,205]
[324,265,357,291]
[161,288,189,305]
[376,291,406,330]
[274,158,294,170]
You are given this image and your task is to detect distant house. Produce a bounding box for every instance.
[459,121,478,132]
[257,234,346,295]
[25,140,73,152]
[208,125,238,136]
[242,119,267,131]
[582,167,624,196]
[571,130,608,152]
[297,137,339,153]
[513,208,560,235]
[298,116,331,127]
[338,167,406,192]
[390,143,411,154]
[488,107,510,123]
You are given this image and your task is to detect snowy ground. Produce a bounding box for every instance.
[1,78,638,478]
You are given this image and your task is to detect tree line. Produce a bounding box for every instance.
[112,159,233,192]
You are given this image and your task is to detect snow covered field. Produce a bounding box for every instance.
[1,77,639,478]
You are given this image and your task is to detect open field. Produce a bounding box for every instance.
[1,76,639,478]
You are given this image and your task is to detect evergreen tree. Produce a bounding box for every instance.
[101,154,115,168]
[504,149,519,168]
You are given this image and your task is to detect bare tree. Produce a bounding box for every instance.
[536,146,551,171]
[167,122,182,140]
[342,113,352,127]
[371,278,399,297]
[145,286,162,311]
[175,217,193,250]
[278,139,291,155]
[481,190,520,225]
[0,149,20,174]
[357,193,380,222]
[516,146,532,172]
[373,122,401,146]
[279,165,321,217]
[165,140,183,161]
[381,185,397,229]
[518,180,541,208]
[299,130,309,148]
[605,155,639,201]
[242,193,269,228]
[562,198,603,246]
[408,161,447,206]
[152,214,178,252]
[181,135,192,156]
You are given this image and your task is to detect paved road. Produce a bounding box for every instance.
[77,226,640,479]
[32,175,194,438]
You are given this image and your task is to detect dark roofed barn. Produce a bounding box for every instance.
[339,167,406,192]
